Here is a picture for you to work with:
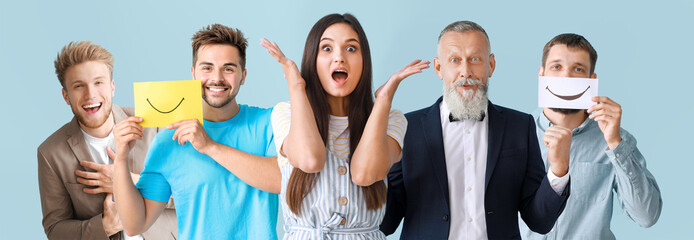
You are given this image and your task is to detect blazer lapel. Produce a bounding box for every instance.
[422,97,451,206]
[485,102,505,190]
[66,118,95,165]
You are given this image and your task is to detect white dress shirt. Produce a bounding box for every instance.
[439,102,569,240]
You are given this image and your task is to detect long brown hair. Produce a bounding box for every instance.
[286,13,386,215]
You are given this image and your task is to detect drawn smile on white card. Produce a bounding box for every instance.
[545,86,590,101]
[146,97,185,114]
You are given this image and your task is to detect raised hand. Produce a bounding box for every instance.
[375,59,430,101]
[543,125,572,177]
[102,193,123,236]
[260,38,305,87]
[76,161,114,194]
[167,119,216,155]
[112,116,144,160]
[587,96,622,149]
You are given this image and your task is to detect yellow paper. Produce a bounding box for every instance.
[134,80,203,127]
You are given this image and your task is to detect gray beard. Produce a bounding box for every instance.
[442,79,488,121]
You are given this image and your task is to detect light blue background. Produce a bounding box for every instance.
[1,0,691,239]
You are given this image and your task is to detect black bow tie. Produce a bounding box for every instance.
[449,112,485,122]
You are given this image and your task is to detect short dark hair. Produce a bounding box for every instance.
[542,33,598,75]
[191,24,248,70]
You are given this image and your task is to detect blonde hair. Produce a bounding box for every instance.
[54,41,114,89]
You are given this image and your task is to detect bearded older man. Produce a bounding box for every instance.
[380,21,572,240]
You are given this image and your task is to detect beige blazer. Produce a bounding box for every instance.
[38,105,178,240]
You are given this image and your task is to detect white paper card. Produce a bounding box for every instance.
[538,76,598,109]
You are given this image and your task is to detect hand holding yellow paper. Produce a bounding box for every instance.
[134,80,203,127]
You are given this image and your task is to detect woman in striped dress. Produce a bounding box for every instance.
[261,13,429,239]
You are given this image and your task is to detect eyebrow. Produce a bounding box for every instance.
[319,37,360,44]
[548,59,587,67]
[198,62,239,68]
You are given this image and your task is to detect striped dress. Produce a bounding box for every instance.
[271,102,407,240]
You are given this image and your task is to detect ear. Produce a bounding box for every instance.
[111,79,115,97]
[488,53,496,78]
[538,66,544,76]
[433,57,443,80]
[191,66,195,80]
[62,88,70,105]
[241,69,247,85]
[591,72,597,79]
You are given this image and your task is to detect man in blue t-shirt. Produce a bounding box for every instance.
[110,24,281,239]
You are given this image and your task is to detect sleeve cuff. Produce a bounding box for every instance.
[547,170,570,194]
[605,129,636,166]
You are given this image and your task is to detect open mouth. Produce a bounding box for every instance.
[545,85,591,101]
[147,98,185,114]
[331,69,348,85]
[81,102,102,114]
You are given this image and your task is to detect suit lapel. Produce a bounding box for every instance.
[66,118,95,165]
[485,102,505,190]
[422,97,451,206]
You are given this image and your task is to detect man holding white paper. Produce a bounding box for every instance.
[112,24,279,239]
[520,33,662,239]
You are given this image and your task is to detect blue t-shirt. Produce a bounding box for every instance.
[136,104,278,240]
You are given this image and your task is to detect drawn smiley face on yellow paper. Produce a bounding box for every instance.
[134,80,203,127]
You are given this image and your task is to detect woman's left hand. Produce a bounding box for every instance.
[375,59,430,101]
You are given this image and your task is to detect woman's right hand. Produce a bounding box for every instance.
[261,38,305,87]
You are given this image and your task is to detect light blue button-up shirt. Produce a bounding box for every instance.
[519,109,662,240]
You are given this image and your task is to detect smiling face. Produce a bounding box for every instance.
[192,44,246,108]
[316,23,364,101]
[62,61,114,130]
[434,30,495,99]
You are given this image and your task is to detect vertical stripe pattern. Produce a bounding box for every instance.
[271,102,407,240]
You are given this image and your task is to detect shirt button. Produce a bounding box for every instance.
[468,218,473,222]
[467,157,471,161]
[339,197,348,205]
[340,218,346,225]
[616,153,620,158]
[443,214,449,221]
[467,187,472,191]
[629,172,633,175]
[466,130,471,134]
[337,166,347,175]
[551,228,555,232]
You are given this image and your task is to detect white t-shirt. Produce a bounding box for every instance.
[80,130,143,240]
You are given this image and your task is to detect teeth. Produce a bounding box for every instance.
[334,70,346,73]
[83,103,101,109]
[208,87,225,92]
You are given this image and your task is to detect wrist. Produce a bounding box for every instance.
[550,164,568,177]
[198,141,215,155]
[607,137,622,150]
[102,215,117,236]
[288,81,306,91]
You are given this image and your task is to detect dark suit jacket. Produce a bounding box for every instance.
[381,97,569,239]
[38,105,177,240]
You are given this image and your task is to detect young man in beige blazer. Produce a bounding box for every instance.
[37,41,177,240]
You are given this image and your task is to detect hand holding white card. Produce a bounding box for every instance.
[538,76,598,109]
